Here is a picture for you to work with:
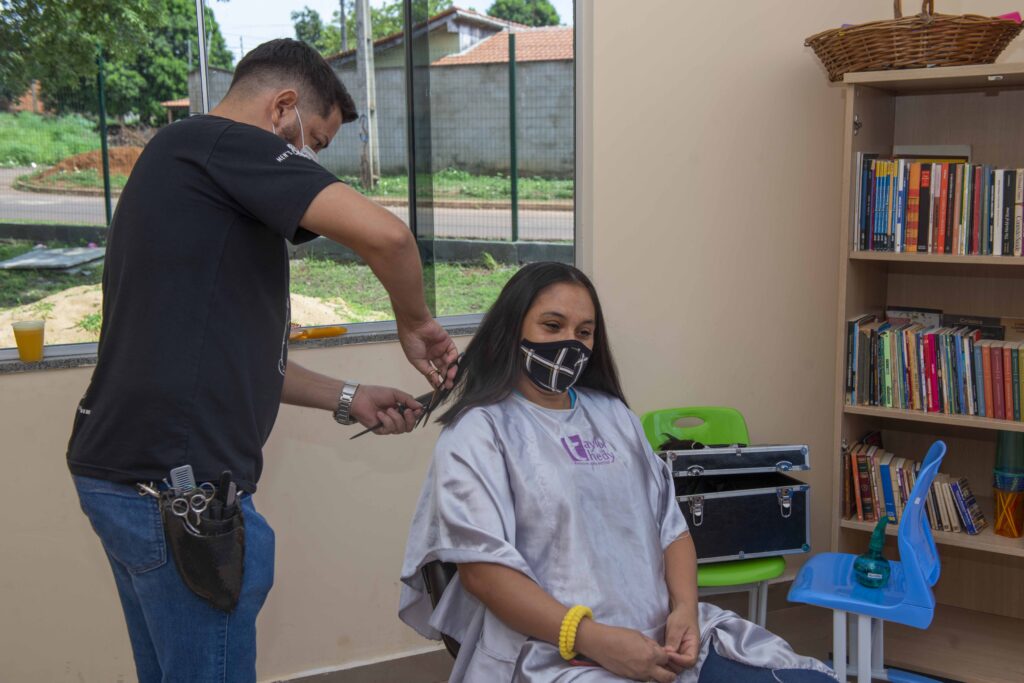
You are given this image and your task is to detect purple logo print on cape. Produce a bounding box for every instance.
[561,434,616,465]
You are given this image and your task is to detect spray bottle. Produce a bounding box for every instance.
[853,517,891,588]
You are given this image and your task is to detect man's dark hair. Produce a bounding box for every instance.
[229,38,357,123]
[436,261,626,426]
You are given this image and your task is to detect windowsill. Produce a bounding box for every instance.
[0,314,483,375]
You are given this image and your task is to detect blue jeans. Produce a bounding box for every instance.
[73,475,275,683]
[698,647,838,682]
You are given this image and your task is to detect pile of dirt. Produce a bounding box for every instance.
[0,286,358,348]
[38,146,143,180]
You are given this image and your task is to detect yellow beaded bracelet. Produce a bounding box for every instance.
[558,605,593,660]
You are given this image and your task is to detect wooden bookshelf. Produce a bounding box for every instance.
[840,496,1024,559]
[844,404,1024,434]
[831,64,1024,681]
[850,252,1024,267]
[843,62,1024,92]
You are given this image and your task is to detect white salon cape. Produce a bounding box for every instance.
[399,388,836,682]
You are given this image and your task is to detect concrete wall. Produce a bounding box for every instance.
[189,61,575,178]
[187,67,233,112]
[6,1,1024,681]
[324,61,574,177]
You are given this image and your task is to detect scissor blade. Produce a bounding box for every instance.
[349,389,437,439]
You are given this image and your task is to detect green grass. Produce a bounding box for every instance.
[1,240,516,324]
[17,167,130,191]
[78,312,102,333]
[432,260,518,316]
[289,256,518,319]
[340,168,574,201]
[0,112,101,168]
[0,241,104,308]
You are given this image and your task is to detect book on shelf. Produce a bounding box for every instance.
[845,308,1024,424]
[852,155,1024,256]
[843,435,988,535]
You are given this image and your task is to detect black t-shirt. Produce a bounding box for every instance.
[67,115,339,492]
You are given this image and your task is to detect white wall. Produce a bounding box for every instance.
[3,1,1024,680]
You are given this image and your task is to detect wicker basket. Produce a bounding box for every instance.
[806,0,1023,82]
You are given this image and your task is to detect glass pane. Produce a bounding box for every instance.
[406,0,576,318]
[0,0,576,353]
[0,0,208,349]
[208,0,413,328]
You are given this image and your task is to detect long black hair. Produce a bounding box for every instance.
[437,262,626,425]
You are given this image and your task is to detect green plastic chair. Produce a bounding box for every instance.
[641,406,785,627]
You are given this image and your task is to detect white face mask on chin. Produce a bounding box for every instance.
[272,105,319,163]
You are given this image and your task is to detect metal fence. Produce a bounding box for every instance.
[0,0,575,347]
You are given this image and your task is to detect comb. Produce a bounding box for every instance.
[169,464,196,492]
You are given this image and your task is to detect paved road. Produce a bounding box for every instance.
[0,168,573,242]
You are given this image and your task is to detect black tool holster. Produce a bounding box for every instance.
[159,491,245,612]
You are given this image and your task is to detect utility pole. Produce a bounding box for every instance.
[355,0,379,189]
[340,0,348,52]
[194,0,210,113]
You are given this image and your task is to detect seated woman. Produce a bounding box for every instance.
[399,262,835,682]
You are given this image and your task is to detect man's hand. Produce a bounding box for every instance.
[396,317,459,388]
[575,621,679,683]
[663,606,700,673]
[350,385,423,435]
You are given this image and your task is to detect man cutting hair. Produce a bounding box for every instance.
[67,39,457,682]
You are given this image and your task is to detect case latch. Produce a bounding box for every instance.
[688,496,705,527]
[685,464,705,477]
[775,460,793,471]
[777,487,793,518]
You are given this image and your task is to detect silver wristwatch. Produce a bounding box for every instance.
[333,381,360,425]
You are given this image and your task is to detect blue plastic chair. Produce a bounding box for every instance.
[788,440,946,683]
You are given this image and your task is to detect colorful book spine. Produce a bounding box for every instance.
[974,339,986,417]
[993,343,1005,419]
[1004,170,1016,256]
[949,478,975,534]
[882,330,893,407]
[971,166,982,254]
[879,454,897,523]
[1005,344,1015,422]
[959,478,988,533]
[856,450,875,522]
[1013,344,1021,422]
[895,160,906,252]
[1020,344,1024,422]
[952,164,963,254]
[983,165,993,254]
[919,166,932,253]
[866,161,877,250]
[925,332,939,413]
[907,163,921,252]
[1016,169,1024,257]
[937,164,950,253]
[994,169,1004,256]
[982,341,995,418]
[917,330,928,410]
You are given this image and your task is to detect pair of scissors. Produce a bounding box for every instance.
[170,490,212,534]
[349,356,464,439]
[348,388,440,439]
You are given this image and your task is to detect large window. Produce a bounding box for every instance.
[0,0,575,351]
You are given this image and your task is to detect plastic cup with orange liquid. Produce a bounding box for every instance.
[12,320,45,362]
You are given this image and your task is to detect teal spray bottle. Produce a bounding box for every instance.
[853,517,891,588]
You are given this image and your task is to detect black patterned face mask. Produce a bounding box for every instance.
[520,338,590,393]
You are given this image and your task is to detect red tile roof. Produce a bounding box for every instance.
[325,6,526,63]
[432,27,573,66]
